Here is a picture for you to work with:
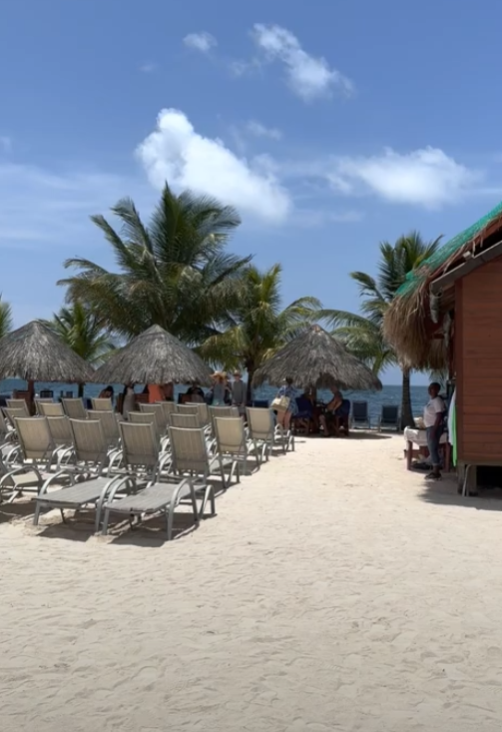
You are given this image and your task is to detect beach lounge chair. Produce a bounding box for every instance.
[378,404,400,432]
[291,396,314,435]
[168,426,228,515]
[89,410,121,452]
[159,401,176,423]
[34,398,55,415]
[6,399,30,416]
[139,402,166,434]
[46,416,75,466]
[175,403,199,415]
[62,398,88,420]
[99,422,198,538]
[90,397,113,412]
[33,418,132,529]
[37,402,65,417]
[213,416,255,481]
[351,401,371,429]
[0,453,54,504]
[246,407,276,463]
[170,413,200,429]
[3,407,28,430]
[0,409,15,447]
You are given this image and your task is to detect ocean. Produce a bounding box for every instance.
[0,379,428,423]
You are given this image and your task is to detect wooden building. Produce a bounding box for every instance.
[384,201,502,493]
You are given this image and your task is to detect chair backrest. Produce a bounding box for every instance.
[214,417,247,455]
[46,416,73,446]
[69,418,109,466]
[381,405,399,424]
[6,399,30,415]
[15,417,55,461]
[295,396,313,415]
[90,397,113,412]
[62,398,88,420]
[246,407,274,440]
[175,404,199,415]
[34,398,54,415]
[170,412,200,429]
[0,409,9,440]
[168,426,209,474]
[129,411,157,427]
[90,410,120,445]
[37,401,65,417]
[352,401,368,421]
[139,402,165,432]
[119,421,160,471]
[158,401,176,422]
[3,407,28,429]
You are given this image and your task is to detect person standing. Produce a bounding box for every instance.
[424,382,446,480]
[231,371,247,415]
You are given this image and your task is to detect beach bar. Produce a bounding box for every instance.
[384,201,502,493]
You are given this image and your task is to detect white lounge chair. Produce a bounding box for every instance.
[214,416,255,481]
[62,398,88,420]
[37,402,65,417]
[6,399,30,415]
[170,413,200,429]
[90,397,113,411]
[246,407,275,463]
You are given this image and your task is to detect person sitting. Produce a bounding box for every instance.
[99,385,114,400]
[162,382,174,402]
[186,382,205,403]
[319,388,344,437]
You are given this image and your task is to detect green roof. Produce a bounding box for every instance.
[397,198,502,296]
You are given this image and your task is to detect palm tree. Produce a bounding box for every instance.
[58,183,250,344]
[0,295,13,340]
[323,232,442,429]
[43,302,115,396]
[199,264,322,402]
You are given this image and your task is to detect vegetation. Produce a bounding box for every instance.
[199,264,321,401]
[323,232,442,428]
[43,302,115,395]
[58,183,250,344]
[0,295,13,340]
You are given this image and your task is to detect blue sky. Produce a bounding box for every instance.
[1,0,501,385]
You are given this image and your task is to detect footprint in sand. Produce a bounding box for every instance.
[136,666,159,689]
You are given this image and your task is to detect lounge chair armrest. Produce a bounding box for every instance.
[38,469,76,496]
[102,475,136,504]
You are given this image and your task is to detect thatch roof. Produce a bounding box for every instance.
[91,325,212,385]
[384,199,502,369]
[253,325,382,392]
[0,320,94,383]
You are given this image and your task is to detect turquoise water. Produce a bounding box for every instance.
[0,378,428,423]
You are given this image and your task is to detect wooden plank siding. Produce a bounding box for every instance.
[456,258,502,463]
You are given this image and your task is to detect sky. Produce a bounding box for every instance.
[1,0,501,385]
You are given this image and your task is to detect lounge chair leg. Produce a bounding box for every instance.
[167,501,175,540]
[33,503,41,526]
[102,509,110,535]
[190,484,200,525]
[60,509,66,523]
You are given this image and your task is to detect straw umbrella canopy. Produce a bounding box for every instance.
[91,325,212,386]
[253,325,382,391]
[0,320,94,383]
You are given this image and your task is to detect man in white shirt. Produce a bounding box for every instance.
[424,382,446,480]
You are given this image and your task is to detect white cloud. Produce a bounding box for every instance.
[246,120,282,140]
[136,108,292,223]
[0,136,12,153]
[327,147,479,207]
[140,62,157,73]
[251,24,353,101]
[183,32,217,53]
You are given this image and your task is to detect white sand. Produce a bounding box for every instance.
[2,434,502,731]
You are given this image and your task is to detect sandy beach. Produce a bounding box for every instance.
[2,434,502,731]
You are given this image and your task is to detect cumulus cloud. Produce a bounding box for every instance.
[136,108,292,223]
[251,24,353,101]
[327,147,478,207]
[246,120,282,140]
[183,32,217,53]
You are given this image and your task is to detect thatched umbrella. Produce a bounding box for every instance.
[0,320,94,388]
[91,325,212,386]
[253,325,382,391]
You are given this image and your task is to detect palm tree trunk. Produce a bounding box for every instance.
[246,369,254,405]
[400,367,415,430]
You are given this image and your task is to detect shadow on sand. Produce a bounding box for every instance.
[419,476,502,512]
